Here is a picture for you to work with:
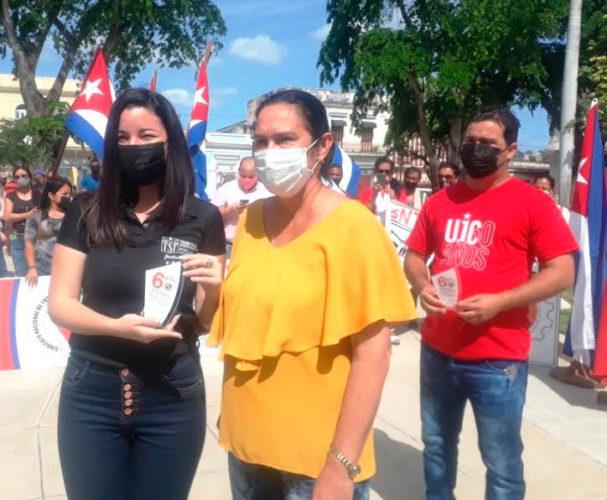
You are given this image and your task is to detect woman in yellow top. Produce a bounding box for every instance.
[208,89,417,499]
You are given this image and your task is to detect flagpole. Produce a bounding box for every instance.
[557,0,583,208]
[202,41,213,67]
[50,46,104,177]
[49,132,70,177]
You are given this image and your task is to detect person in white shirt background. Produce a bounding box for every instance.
[212,156,270,256]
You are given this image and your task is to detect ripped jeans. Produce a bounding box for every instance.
[420,342,527,500]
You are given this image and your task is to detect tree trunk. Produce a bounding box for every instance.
[448,116,463,164]
[407,72,439,189]
[1,0,46,117]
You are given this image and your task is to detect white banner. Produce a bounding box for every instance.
[385,199,420,264]
[0,276,70,370]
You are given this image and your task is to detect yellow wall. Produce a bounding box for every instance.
[0,74,88,159]
[0,74,79,120]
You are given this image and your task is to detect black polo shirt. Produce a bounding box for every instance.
[57,194,226,370]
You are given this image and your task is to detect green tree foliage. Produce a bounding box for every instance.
[0,1,226,118]
[541,1,607,135]
[580,9,607,130]
[318,0,568,184]
[0,101,68,169]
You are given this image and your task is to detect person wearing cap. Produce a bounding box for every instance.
[79,157,101,193]
[32,169,47,198]
[3,180,18,195]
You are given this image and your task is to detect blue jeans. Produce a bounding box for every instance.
[228,453,371,500]
[58,351,206,500]
[0,246,8,277]
[420,342,527,500]
[10,235,27,277]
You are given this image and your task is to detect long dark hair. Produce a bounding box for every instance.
[84,88,194,247]
[254,89,332,178]
[255,89,330,139]
[40,176,72,220]
[12,166,32,179]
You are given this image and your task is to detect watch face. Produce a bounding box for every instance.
[347,463,361,479]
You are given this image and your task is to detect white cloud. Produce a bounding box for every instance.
[162,87,238,110]
[162,88,192,107]
[310,24,331,41]
[228,35,287,65]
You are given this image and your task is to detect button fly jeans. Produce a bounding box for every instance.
[420,342,527,500]
[58,351,205,500]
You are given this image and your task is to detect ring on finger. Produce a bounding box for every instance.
[206,257,213,267]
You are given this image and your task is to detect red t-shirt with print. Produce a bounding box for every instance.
[406,177,579,361]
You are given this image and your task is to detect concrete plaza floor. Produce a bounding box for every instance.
[1,331,607,500]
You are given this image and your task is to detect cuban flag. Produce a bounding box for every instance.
[64,50,114,159]
[564,100,607,372]
[149,69,158,92]
[187,60,210,200]
[330,145,361,198]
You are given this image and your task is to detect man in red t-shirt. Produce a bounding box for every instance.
[405,108,578,499]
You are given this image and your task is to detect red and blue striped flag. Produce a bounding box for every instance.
[564,100,607,377]
[187,60,210,200]
[64,50,114,159]
[330,145,361,198]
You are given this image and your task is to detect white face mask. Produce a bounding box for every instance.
[254,139,319,198]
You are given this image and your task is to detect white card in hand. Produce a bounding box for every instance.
[143,262,184,326]
[430,268,460,309]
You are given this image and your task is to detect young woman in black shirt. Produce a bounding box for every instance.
[49,89,226,500]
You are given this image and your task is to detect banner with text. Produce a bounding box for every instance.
[385,199,420,263]
[0,277,70,370]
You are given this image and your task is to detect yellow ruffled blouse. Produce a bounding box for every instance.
[208,199,417,480]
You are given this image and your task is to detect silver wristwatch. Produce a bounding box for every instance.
[329,445,361,480]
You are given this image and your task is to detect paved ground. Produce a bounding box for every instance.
[1,331,607,500]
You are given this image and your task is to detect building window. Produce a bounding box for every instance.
[15,104,27,119]
[332,125,344,147]
[361,128,373,152]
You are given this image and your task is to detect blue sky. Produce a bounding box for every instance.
[0,0,550,152]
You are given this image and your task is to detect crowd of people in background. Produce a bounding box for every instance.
[0,156,101,279]
[0,142,563,282]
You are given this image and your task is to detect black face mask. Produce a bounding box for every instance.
[118,142,167,186]
[404,181,418,190]
[460,143,504,179]
[57,196,72,212]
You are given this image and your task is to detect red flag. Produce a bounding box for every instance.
[149,69,158,92]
